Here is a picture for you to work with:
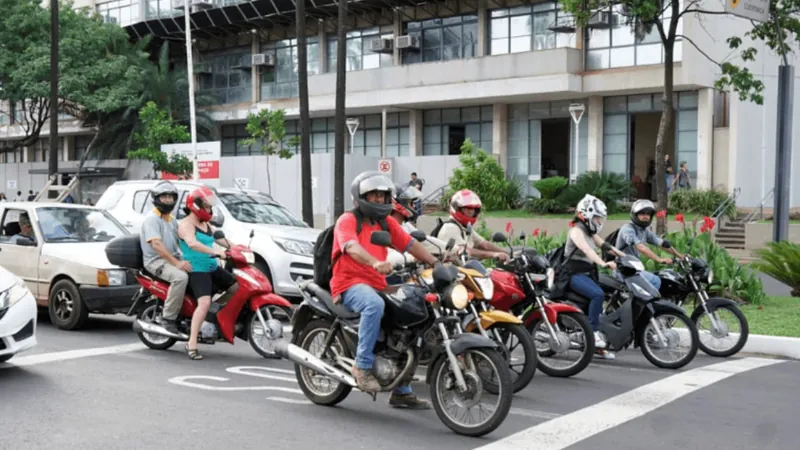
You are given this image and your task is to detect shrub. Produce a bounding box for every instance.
[668,189,736,218]
[557,171,633,213]
[752,241,800,297]
[444,139,521,211]
[528,177,569,214]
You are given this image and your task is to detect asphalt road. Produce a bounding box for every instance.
[1,313,797,450]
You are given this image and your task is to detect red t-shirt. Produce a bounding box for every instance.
[329,212,413,298]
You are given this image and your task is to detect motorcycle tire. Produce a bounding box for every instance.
[640,310,699,370]
[691,303,749,357]
[294,320,352,407]
[248,305,294,359]
[430,347,512,437]
[481,323,537,394]
[528,311,594,378]
[136,304,177,351]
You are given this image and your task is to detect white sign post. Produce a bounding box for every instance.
[161,141,221,188]
[569,103,585,183]
[724,0,769,22]
[346,118,359,154]
[6,180,16,190]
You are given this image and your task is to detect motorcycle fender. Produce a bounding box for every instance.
[690,297,737,321]
[125,288,151,316]
[651,299,688,316]
[290,305,315,345]
[524,302,581,326]
[425,333,500,384]
[461,312,478,332]
[250,293,293,311]
[480,310,522,328]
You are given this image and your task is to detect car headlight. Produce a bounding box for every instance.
[272,237,314,256]
[0,278,30,310]
[97,269,126,286]
[474,277,494,299]
[240,250,256,265]
[706,269,714,284]
[448,283,469,310]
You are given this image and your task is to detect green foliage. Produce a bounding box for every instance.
[668,189,736,218]
[557,171,634,213]
[445,139,522,211]
[239,108,298,194]
[528,177,569,214]
[127,101,192,177]
[753,241,800,297]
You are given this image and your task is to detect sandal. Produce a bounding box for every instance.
[185,345,204,360]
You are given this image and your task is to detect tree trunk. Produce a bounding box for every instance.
[296,0,313,226]
[655,41,675,235]
[333,0,347,219]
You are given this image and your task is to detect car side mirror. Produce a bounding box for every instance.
[370,230,392,247]
[213,230,226,240]
[491,232,507,243]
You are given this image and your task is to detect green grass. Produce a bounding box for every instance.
[741,296,800,338]
[428,209,630,220]
[756,220,800,224]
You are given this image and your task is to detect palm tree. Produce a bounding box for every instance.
[333,0,347,218]
[296,0,313,225]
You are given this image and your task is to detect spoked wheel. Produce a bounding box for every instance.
[692,304,749,357]
[294,320,352,406]
[476,324,537,394]
[528,311,594,378]
[248,305,293,359]
[136,303,177,350]
[430,347,512,437]
[640,311,699,369]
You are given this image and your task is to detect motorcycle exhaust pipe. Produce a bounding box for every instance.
[132,319,188,340]
[274,340,357,388]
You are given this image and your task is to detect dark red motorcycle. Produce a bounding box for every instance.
[105,229,293,359]
[487,233,595,378]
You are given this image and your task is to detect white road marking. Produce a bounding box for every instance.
[476,357,784,450]
[168,375,303,393]
[226,366,297,383]
[509,408,562,420]
[0,343,145,369]
[266,396,312,405]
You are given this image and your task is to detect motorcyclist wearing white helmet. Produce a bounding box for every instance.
[434,189,510,262]
[564,195,624,356]
[614,199,675,290]
[329,171,439,407]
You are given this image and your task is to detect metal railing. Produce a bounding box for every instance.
[420,184,448,206]
[711,187,741,221]
[742,188,775,224]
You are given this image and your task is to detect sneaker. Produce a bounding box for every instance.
[157,317,180,335]
[388,392,432,410]
[593,331,607,349]
[595,349,616,360]
[352,366,381,393]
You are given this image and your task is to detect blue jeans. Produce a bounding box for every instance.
[341,283,412,395]
[569,274,605,332]
[616,270,662,291]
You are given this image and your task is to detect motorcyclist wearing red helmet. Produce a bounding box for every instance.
[435,189,509,262]
[177,186,239,360]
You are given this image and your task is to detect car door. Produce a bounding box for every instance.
[0,208,42,299]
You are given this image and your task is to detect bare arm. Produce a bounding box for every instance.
[592,234,625,258]
[636,243,668,263]
[570,229,608,267]
[343,242,381,267]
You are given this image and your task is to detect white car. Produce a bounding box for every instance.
[96,180,319,301]
[0,264,37,363]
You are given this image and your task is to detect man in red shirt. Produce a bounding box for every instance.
[331,171,439,409]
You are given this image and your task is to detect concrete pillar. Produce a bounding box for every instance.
[492,103,508,169]
[477,0,487,57]
[587,96,604,171]
[408,110,423,156]
[62,136,70,162]
[392,11,402,65]
[319,20,328,73]
[251,34,259,103]
[696,88,714,190]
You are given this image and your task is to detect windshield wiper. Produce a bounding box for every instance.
[46,236,82,242]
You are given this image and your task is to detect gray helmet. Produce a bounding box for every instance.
[630,199,656,228]
[151,181,178,214]
[350,171,395,221]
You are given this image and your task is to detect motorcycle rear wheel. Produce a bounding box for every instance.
[528,311,594,378]
[136,304,177,350]
[294,320,352,406]
[481,323,537,394]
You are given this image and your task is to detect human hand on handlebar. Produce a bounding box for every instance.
[660,257,673,265]
[604,261,617,271]
[215,249,228,259]
[373,260,393,275]
[493,252,510,262]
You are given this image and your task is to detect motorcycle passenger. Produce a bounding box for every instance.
[390,185,451,260]
[177,187,239,360]
[614,200,672,290]
[140,181,189,336]
[564,195,622,358]
[435,189,510,262]
[330,171,439,408]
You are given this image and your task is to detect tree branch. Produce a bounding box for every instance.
[680,8,731,19]
[676,34,723,67]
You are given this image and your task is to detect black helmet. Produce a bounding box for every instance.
[350,171,395,221]
[151,181,179,215]
[630,199,656,228]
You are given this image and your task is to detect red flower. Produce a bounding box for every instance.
[702,216,716,232]
[656,210,667,219]
[505,221,512,233]
[533,228,540,237]
[675,213,685,224]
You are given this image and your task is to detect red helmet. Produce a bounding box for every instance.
[186,186,217,222]
[449,189,482,227]
[391,199,413,220]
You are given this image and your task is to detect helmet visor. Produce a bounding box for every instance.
[359,175,395,196]
[196,190,218,209]
[398,186,423,201]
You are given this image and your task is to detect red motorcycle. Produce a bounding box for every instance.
[105,229,293,359]
[487,232,595,378]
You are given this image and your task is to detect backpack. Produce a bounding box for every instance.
[312,209,388,291]
[545,243,579,299]
[602,228,621,262]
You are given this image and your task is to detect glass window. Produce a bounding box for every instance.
[197,49,253,105]
[261,37,320,100]
[328,29,392,73]
[422,106,493,155]
[36,207,127,243]
[96,0,139,26]
[221,124,259,157]
[218,193,307,227]
[404,15,478,64]
[489,2,575,55]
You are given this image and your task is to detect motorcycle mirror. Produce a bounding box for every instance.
[410,230,427,242]
[370,230,392,247]
[491,232,507,243]
[445,237,456,251]
[520,231,526,240]
[213,230,226,240]
[465,223,473,235]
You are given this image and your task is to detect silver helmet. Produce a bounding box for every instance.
[630,199,656,228]
[350,171,395,220]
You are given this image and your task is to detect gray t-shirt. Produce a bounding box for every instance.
[615,223,664,258]
[565,224,596,265]
[140,210,181,267]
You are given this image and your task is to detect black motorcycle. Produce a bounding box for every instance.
[657,255,749,357]
[276,230,513,438]
[560,255,700,369]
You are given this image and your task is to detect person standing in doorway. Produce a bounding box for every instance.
[26,190,36,201]
[664,154,674,195]
[673,161,692,191]
[14,191,23,202]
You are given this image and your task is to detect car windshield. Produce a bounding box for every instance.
[218,192,306,227]
[35,207,127,243]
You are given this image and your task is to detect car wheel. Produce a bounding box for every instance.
[48,279,90,331]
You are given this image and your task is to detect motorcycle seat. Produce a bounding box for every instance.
[598,274,625,292]
[139,268,166,283]
[305,282,360,320]
[562,291,589,307]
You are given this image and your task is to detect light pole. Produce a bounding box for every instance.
[346,118,359,155]
[48,0,59,190]
[568,103,585,183]
[183,0,199,180]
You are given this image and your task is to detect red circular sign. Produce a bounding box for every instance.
[379,161,391,172]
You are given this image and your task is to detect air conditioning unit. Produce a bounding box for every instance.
[369,37,393,54]
[586,11,618,29]
[194,63,213,74]
[251,53,276,67]
[103,15,118,24]
[549,15,576,33]
[395,35,420,50]
[173,0,213,11]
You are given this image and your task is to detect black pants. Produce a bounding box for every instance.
[188,267,236,299]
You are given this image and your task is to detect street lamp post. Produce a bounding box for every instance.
[346,118,359,155]
[183,0,199,180]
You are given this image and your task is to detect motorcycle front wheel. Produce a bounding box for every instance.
[640,311,699,369]
[692,303,749,357]
[481,323,537,394]
[429,347,512,437]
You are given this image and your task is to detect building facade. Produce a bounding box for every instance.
[2,0,799,210]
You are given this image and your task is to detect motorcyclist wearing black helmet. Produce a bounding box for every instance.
[139,181,190,336]
[614,199,673,290]
[329,171,439,408]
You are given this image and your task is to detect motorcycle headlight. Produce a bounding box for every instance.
[0,278,30,310]
[421,273,434,285]
[240,250,256,265]
[706,269,714,284]
[447,284,469,310]
[546,268,555,290]
[474,277,494,299]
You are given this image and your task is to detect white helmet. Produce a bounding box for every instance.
[576,194,608,235]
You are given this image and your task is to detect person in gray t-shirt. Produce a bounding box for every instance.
[139,181,189,336]
[614,199,675,290]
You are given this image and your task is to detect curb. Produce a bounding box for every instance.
[676,329,800,360]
